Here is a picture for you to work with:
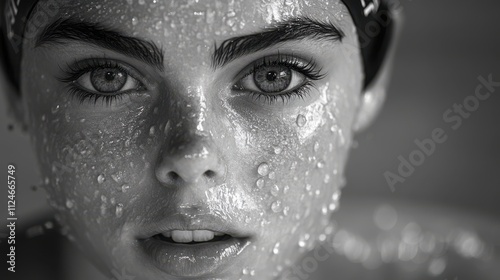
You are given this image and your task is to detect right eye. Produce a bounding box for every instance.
[59,58,148,105]
[76,67,141,93]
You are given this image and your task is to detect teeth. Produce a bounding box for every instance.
[167,230,221,243]
[193,230,215,242]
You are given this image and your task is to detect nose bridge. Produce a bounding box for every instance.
[155,83,224,186]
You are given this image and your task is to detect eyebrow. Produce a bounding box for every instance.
[212,17,344,69]
[35,18,164,71]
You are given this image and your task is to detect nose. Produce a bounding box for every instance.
[155,126,225,187]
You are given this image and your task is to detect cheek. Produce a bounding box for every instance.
[226,82,359,271]
[26,86,156,244]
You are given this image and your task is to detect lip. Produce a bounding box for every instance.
[136,213,253,277]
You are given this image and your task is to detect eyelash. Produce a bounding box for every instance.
[237,54,325,104]
[58,58,144,105]
[58,54,324,106]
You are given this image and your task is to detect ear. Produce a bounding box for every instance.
[353,8,404,132]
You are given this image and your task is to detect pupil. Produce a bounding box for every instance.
[266,71,277,81]
[105,71,116,81]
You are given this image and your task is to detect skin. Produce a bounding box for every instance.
[5,0,396,279]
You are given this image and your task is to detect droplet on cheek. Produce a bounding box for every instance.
[115,204,124,218]
[51,105,60,114]
[272,242,280,255]
[257,162,270,176]
[313,141,320,152]
[271,200,282,213]
[255,178,265,189]
[121,184,130,193]
[97,174,105,184]
[270,184,279,196]
[296,114,306,127]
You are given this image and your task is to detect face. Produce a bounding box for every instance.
[21,0,363,278]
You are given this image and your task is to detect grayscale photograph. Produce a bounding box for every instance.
[1,0,499,279]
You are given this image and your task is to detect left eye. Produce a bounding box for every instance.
[235,64,306,95]
[76,67,141,93]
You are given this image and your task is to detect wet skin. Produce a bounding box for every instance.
[20,0,364,279]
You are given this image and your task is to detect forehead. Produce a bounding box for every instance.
[34,0,352,43]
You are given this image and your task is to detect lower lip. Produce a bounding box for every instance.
[140,236,250,277]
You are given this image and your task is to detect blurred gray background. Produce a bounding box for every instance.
[346,0,500,218]
[1,0,499,223]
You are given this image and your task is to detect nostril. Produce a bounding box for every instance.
[204,170,216,178]
[167,171,181,182]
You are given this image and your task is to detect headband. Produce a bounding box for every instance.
[1,0,393,90]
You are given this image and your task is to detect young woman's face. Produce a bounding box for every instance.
[21,0,363,278]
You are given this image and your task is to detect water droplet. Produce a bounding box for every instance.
[255,178,265,189]
[322,205,328,215]
[242,268,249,275]
[273,146,282,154]
[149,126,155,136]
[296,114,306,127]
[283,185,289,194]
[44,177,50,185]
[332,191,341,201]
[65,200,73,209]
[154,20,162,30]
[51,105,60,114]
[317,161,324,169]
[115,204,123,218]
[271,185,279,196]
[111,174,120,183]
[313,141,320,152]
[257,162,270,176]
[121,184,130,193]
[271,200,282,213]
[298,239,306,248]
[250,270,255,276]
[131,17,138,25]
[41,114,46,121]
[305,184,311,191]
[273,242,280,254]
[329,203,338,211]
[324,174,331,183]
[97,174,105,184]
[283,206,289,216]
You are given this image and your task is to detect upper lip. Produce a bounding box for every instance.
[136,212,253,240]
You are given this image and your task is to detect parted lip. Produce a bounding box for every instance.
[136,212,254,240]
[135,210,255,277]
